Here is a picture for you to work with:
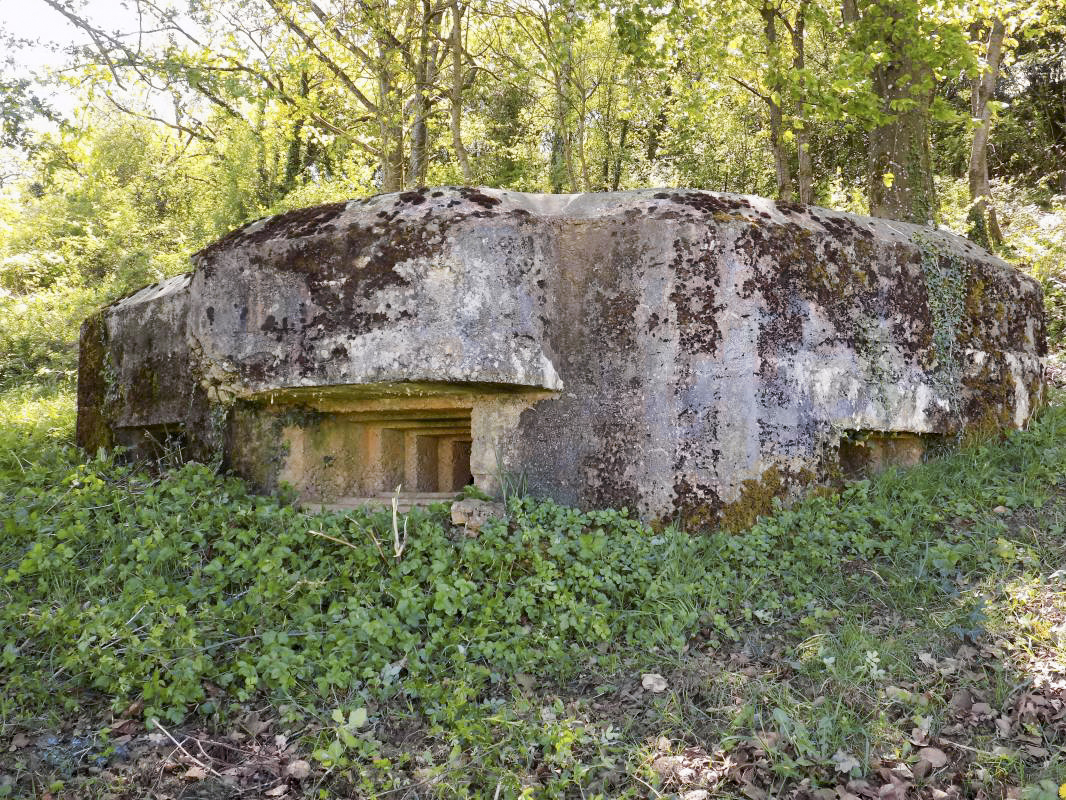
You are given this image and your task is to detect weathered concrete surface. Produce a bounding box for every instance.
[77,188,1047,527]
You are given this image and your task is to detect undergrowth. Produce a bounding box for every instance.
[1,387,1065,796]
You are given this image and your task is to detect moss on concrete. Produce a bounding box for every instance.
[75,313,114,452]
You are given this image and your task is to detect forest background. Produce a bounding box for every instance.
[1,0,1065,391]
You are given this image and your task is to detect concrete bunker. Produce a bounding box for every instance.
[77,187,1047,526]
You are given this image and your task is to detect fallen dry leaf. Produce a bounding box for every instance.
[892,763,914,780]
[846,779,877,799]
[286,759,311,780]
[832,750,861,774]
[183,766,206,781]
[110,718,138,735]
[949,689,973,712]
[651,755,685,781]
[243,712,270,738]
[886,686,913,703]
[757,731,781,748]
[265,784,288,797]
[956,645,978,662]
[123,699,144,717]
[918,747,948,768]
[878,773,912,800]
[641,673,668,693]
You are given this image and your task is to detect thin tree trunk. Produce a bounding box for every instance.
[407,0,440,187]
[611,118,629,191]
[378,63,405,192]
[575,85,591,191]
[600,79,614,189]
[408,95,428,187]
[283,71,310,194]
[645,83,670,163]
[790,1,813,204]
[601,132,612,189]
[549,67,570,193]
[968,16,1005,247]
[449,0,473,183]
[761,3,793,202]
[795,129,812,204]
[548,0,578,192]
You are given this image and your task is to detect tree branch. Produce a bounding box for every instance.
[263,0,380,114]
[730,75,771,103]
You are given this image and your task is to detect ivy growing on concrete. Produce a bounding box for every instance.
[913,231,970,421]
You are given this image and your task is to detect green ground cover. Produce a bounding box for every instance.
[1,384,1064,799]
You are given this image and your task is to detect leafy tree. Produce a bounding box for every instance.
[841,0,972,223]
[960,0,1061,247]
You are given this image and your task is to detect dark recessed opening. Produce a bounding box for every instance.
[838,430,928,479]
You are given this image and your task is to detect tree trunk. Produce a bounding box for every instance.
[790,1,813,204]
[378,60,405,193]
[612,119,629,191]
[283,73,310,195]
[549,82,574,191]
[645,84,670,164]
[862,0,937,224]
[549,73,569,193]
[968,16,1005,247]
[867,66,936,223]
[795,128,812,204]
[408,95,428,187]
[449,0,473,183]
[407,0,441,188]
[549,0,578,193]
[761,4,793,202]
[575,84,591,191]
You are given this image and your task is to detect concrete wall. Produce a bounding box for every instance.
[77,188,1047,525]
